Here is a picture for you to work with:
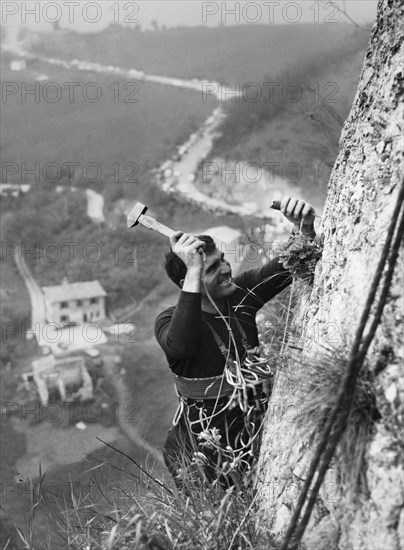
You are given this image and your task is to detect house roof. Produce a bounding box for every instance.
[42,280,106,303]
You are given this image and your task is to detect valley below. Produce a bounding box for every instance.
[0,19,372,548]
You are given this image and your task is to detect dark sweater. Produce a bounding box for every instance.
[155,258,292,379]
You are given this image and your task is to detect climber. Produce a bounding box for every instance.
[155,196,316,488]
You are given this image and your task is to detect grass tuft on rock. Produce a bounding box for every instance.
[290,345,380,498]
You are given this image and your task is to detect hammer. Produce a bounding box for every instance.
[127,202,176,238]
[127,202,206,258]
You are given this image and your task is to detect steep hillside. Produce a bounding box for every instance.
[199,29,370,209]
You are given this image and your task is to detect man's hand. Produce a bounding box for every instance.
[170,232,206,271]
[280,197,316,236]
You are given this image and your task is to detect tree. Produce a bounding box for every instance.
[256,1,403,548]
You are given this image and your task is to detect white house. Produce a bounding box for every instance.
[42,279,107,324]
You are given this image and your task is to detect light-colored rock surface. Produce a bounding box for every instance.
[257,1,404,548]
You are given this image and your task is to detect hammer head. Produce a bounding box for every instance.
[127,202,148,228]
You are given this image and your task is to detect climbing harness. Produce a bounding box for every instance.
[171,300,275,474]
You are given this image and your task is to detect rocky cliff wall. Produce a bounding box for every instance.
[256,1,403,548]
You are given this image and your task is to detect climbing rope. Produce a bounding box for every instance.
[176,276,282,475]
[279,179,404,550]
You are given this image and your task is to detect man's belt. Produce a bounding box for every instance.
[173,373,235,400]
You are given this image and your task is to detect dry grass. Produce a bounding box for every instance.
[290,344,379,498]
[9,445,278,550]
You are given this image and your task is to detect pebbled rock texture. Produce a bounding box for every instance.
[256,1,403,549]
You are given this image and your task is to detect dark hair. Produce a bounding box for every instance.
[164,235,216,287]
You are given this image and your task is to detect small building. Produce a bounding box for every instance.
[42,279,107,324]
[26,354,93,405]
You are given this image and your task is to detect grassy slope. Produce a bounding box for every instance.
[209,44,368,208]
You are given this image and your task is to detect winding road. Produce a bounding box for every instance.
[4,42,264,217]
[4,34,306,224]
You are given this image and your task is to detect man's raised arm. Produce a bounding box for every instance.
[234,197,317,307]
[155,233,206,358]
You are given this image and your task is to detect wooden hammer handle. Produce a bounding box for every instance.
[138,215,205,255]
[138,214,176,238]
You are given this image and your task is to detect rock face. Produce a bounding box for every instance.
[256,1,403,549]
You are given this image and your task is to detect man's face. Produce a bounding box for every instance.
[201,247,236,300]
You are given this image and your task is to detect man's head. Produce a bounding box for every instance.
[164,234,236,299]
